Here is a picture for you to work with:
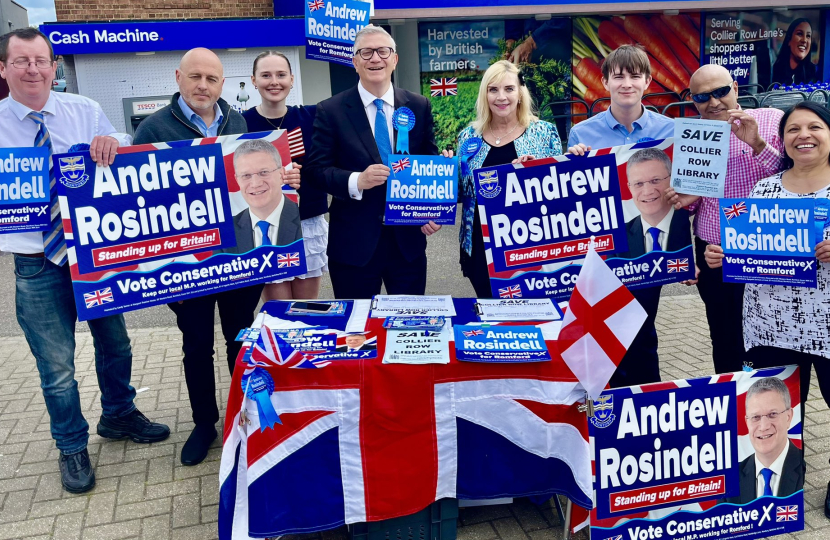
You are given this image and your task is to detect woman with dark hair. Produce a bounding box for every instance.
[243,51,329,300]
[771,18,818,85]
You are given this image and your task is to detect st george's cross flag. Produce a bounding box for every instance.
[557,241,647,398]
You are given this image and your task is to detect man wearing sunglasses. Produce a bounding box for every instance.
[306,25,451,299]
[665,64,784,376]
[722,377,802,504]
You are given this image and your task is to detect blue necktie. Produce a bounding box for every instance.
[256,221,272,246]
[28,112,65,266]
[648,227,662,252]
[373,98,392,158]
[760,468,774,497]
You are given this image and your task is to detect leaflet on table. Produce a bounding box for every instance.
[590,367,804,540]
[719,198,823,287]
[260,299,371,333]
[371,294,456,317]
[54,131,306,321]
[384,154,458,225]
[383,325,452,364]
[671,118,730,198]
[476,139,695,301]
[475,298,563,321]
[265,326,378,360]
[285,300,347,316]
[383,316,446,330]
[454,324,550,362]
[0,147,51,233]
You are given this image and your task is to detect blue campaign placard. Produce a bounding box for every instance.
[384,154,458,225]
[0,147,51,233]
[474,153,627,275]
[720,198,819,287]
[55,144,237,275]
[453,325,550,363]
[305,0,371,66]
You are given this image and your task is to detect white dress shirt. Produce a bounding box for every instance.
[754,442,790,497]
[641,207,675,252]
[251,196,285,247]
[347,82,395,200]
[0,93,131,254]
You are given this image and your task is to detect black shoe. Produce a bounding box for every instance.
[181,424,218,466]
[59,449,95,494]
[825,481,830,519]
[97,409,170,443]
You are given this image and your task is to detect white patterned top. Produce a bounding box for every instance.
[743,172,830,358]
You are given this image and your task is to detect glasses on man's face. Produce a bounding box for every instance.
[629,175,670,190]
[355,47,394,60]
[691,84,733,104]
[236,168,279,182]
[10,58,53,70]
[746,408,791,424]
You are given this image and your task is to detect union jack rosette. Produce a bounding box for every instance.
[392,107,416,154]
[241,367,282,431]
[459,137,483,177]
[722,201,748,221]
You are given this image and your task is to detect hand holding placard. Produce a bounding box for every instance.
[671,118,730,198]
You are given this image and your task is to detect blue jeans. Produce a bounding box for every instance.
[14,255,136,455]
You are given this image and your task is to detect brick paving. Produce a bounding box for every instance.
[0,293,827,540]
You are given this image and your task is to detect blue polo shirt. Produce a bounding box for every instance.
[567,106,674,149]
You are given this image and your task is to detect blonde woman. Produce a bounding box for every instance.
[457,60,562,296]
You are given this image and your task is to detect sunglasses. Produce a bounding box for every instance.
[691,84,733,104]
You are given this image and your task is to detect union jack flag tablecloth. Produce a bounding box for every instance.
[219,298,592,539]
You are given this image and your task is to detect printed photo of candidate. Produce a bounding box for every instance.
[723,377,804,504]
[222,139,302,253]
[615,147,691,257]
[335,334,376,353]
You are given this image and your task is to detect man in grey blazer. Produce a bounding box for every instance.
[229,139,302,251]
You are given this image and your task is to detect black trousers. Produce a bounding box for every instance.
[746,346,830,412]
[169,284,263,426]
[609,286,661,388]
[695,237,747,374]
[329,227,427,299]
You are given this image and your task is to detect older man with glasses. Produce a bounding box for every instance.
[305,25,451,299]
[665,64,785,376]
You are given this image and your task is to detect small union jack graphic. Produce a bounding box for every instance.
[723,201,748,221]
[307,0,324,11]
[606,535,623,540]
[498,284,522,298]
[776,505,798,521]
[430,78,458,97]
[84,287,114,308]
[277,252,301,268]
[392,158,411,173]
[667,258,689,273]
[462,329,484,337]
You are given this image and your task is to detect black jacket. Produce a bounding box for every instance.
[134,92,247,144]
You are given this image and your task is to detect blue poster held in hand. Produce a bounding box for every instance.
[0,147,51,233]
[720,198,822,287]
[384,154,459,225]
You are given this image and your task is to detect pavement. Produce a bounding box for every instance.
[0,223,827,540]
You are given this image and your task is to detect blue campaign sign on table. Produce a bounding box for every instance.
[720,198,820,287]
[453,324,550,362]
[384,154,458,225]
[0,147,51,233]
[474,153,627,275]
[305,0,371,65]
[58,131,307,321]
[590,367,804,540]
[55,144,236,274]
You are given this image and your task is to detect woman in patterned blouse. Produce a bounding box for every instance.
[457,60,563,297]
[705,101,830,412]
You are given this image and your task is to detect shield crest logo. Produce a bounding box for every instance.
[589,394,616,429]
[477,170,501,199]
[58,156,90,188]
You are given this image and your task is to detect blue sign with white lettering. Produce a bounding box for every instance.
[305,0,371,65]
[453,325,550,363]
[384,154,458,225]
[720,198,820,287]
[0,147,50,233]
[55,145,237,275]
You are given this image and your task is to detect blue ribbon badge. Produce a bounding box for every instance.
[459,137,483,177]
[241,367,282,431]
[393,107,416,154]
